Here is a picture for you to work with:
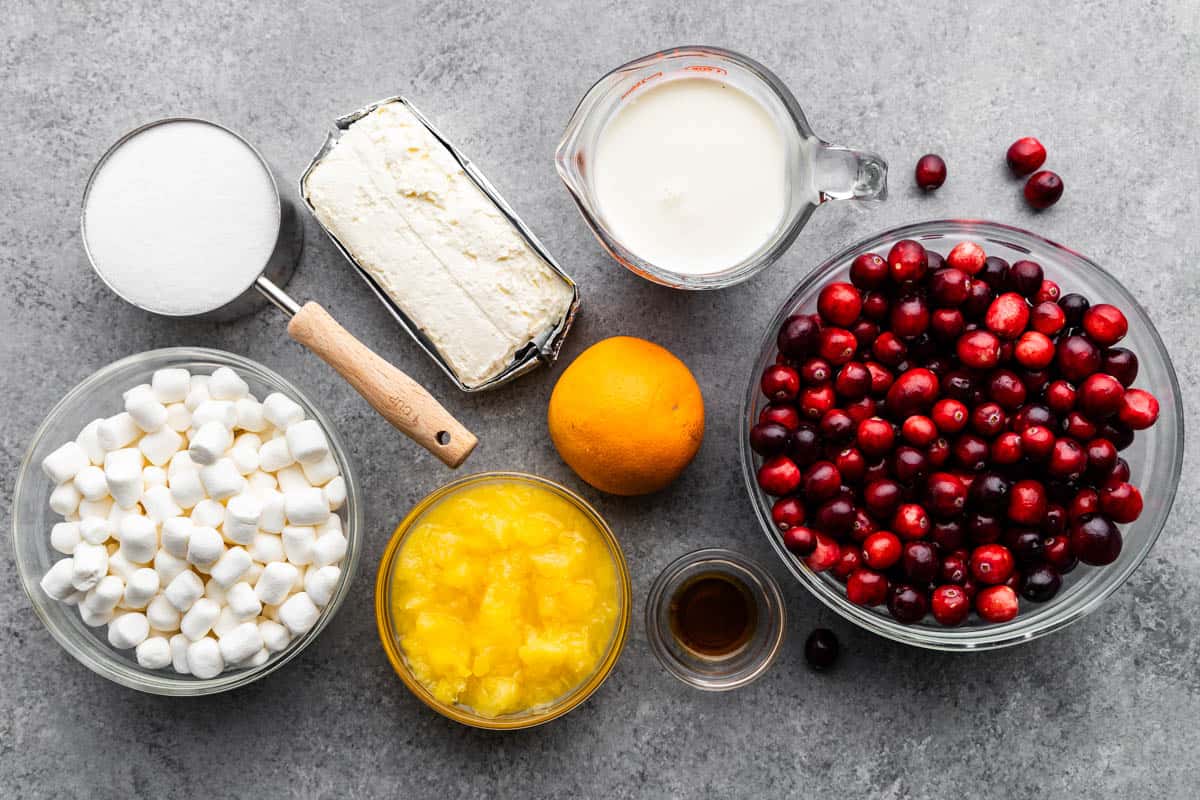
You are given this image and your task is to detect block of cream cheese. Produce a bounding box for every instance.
[303,101,575,389]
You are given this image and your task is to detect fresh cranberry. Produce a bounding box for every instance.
[902,415,938,446]
[931,398,969,434]
[872,332,908,366]
[953,434,990,471]
[930,308,966,342]
[947,241,987,275]
[771,497,806,530]
[1044,380,1077,413]
[1013,331,1054,370]
[971,402,1007,438]
[750,422,790,457]
[865,362,895,395]
[916,472,961,521]
[832,546,863,580]
[814,497,856,536]
[1056,335,1101,382]
[892,503,931,540]
[804,532,842,571]
[902,541,939,584]
[927,437,952,468]
[892,446,930,485]
[968,472,1011,514]
[991,432,1024,465]
[782,525,817,555]
[888,240,929,284]
[1100,481,1143,523]
[800,358,832,385]
[967,512,1003,544]
[788,425,822,466]
[1118,389,1159,430]
[1082,304,1128,347]
[974,585,1018,622]
[1005,528,1045,564]
[760,402,801,430]
[1013,403,1056,433]
[799,385,837,420]
[833,362,870,400]
[864,479,903,517]
[850,253,889,289]
[757,456,802,495]
[1101,347,1139,387]
[1035,279,1062,304]
[819,327,858,365]
[987,370,1027,410]
[1099,420,1136,451]
[984,292,1030,340]
[885,367,939,417]
[1009,261,1044,297]
[1047,438,1087,479]
[1020,565,1062,602]
[1006,137,1047,175]
[1077,373,1125,420]
[1069,487,1100,521]
[1008,479,1048,525]
[1024,170,1064,209]
[939,551,969,584]
[969,543,1015,584]
[1062,410,1099,441]
[957,330,1001,369]
[1070,515,1123,565]
[855,417,895,458]
[1030,301,1066,336]
[1043,535,1078,573]
[914,154,947,190]
[930,269,971,307]
[815,410,852,444]
[931,585,970,625]
[760,364,800,401]
[1108,456,1131,483]
[976,257,1010,291]
[1058,293,1090,327]
[862,291,890,320]
[777,314,820,358]
[890,295,931,339]
[818,282,863,327]
[799,463,840,503]
[847,568,889,606]
[962,279,995,318]
[1083,438,1118,477]
[932,520,966,552]
[843,396,877,424]
[804,628,840,670]
[863,531,902,570]
[836,448,868,484]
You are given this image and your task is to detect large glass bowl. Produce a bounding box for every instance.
[11,347,362,694]
[375,472,631,729]
[740,220,1184,650]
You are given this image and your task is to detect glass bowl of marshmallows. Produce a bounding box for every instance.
[12,347,361,695]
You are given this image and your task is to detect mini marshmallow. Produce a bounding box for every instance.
[204,577,228,605]
[229,445,260,475]
[235,397,267,432]
[123,567,160,609]
[139,426,184,467]
[168,467,206,509]
[146,593,181,632]
[304,565,340,607]
[223,493,262,545]
[80,604,115,627]
[209,366,249,400]
[316,514,342,537]
[180,597,221,640]
[161,517,193,558]
[168,450,196,476]
[247,647,270,667]
[246,470,277,495]
[278,592,320,636]
[259,490,286,533]
[72,465,109,501]
[143,465,168,488]
[250,532,284,564]
[154,548,190,585]
[258,437,295,473]
[141,484,182,523]
[79,517,112,545]
[164,569,204,612]
[104,447,145,509]
[185,375,210,411]
[98,412,141,451]
[76,419,106,465]
[164,403,192,432]
[49,482,82,516]
[191,400,238,430]
[107,549,139,582]
[227,582,262,620]
[188,421,233,467]
[190,498,226,529]
[187,526,225,568]
[291,564,308,592]
[281,526,315,565]
[40,559,78,600]
[71,542,109,591]
[136,636,172,669]
[285,488,330,526]
[211,547,252,587]
[82,574,124,616]
[324,477,347,511]
[125,385,168,432]
[117,515,158,564]
[262,392,304,429]
[259,619,291,652]
[301,452,339,487]
[275,465,311,493]
[218,621,263,664]
[199,458,245,501]
[108,611,150,649]
[212,605,240,637]
[151,368,191,403]
[108,502,139,531]
[42,441,88,484]
[255,561,299,606]
[244,561,264,585]
[170,633,191,673]
[284,420,329,465]
[51,521,82,554]
[186,637,224,679]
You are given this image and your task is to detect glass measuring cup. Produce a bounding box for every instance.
[556,46,888,290]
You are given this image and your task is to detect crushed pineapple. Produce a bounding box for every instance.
[391,481,620,718]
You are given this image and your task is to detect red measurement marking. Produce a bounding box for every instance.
[685,65,727,76]
[621,71,663,99]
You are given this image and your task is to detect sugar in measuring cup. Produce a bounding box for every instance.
[557,46,888,290]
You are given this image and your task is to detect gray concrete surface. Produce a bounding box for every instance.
[2,1,1199,797]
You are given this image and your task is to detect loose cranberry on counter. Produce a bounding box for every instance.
[1020,565,1063,602]
[818,282,863,327]
[1082,304,1128,347]
[947,241,987,275]
[1024,170,1064,209]
[783,525,817,556]
[757,456,802,495]
[760,364,800,401]
[850,253,889,289]
[976,585,1019,622]
[847,567,889,606]
[931,585,971,625]
[804,628,840,671]
[1006,137,1047,176]
[888,239,929,284]
[1070,515,1123,565]
[915,154,947,190]
[771,497,806,530]
[1119,389,1159,429]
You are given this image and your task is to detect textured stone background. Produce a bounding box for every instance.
[2,1,1198,798]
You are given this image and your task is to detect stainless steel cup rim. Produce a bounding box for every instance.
[80,116,286,317]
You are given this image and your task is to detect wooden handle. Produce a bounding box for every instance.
[287,302,477,468]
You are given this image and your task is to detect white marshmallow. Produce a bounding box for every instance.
[143,465,168,488]
[229,445,260,475]
[212,605,240,637]
[284,420,329,465]
[218,621,263,664]
[278,592,320,636]
[108,612,150,649]
[234,398,267,432]
[50,521,82,554]
[188,421,233,467]
[164,569,204,612]
[82,574,124,614]
[228,582,262,620]
[98,412,141,451]
[258,437,294,473]
[244,561,264,585]
[41,558,78,600]
[168,450,196,476]
[107,502,139,531]
[164,403,192,433]
[161,517,193,559]
[316,514,342,537]
[258,490,286,533]
[204,577,228,605]
[324,477,347,510]
[49,482,82,516]
[71,465,109,501]
[304,565,340,607]
[281,526,315,565]
[186,637,224,679]
[123,568,160,609]
[147,593,181,632]
[285,488,330,526]
[106,549,139,582]
[139,426,184,466]
[151,368,191,403]
[117,514,158,564]
[71,542,108,591]
[301,452,339,487]
[246,470,277,496]
[136,636,172,669]
[125,385,168,432]
[211,547,252,587]
[141,484,181,523]
[209,367,249,400]
[255,561,299,606]
[76,419,106,465]
[79,496,114,522]
[275,465,310,493]
[170,633,191,674]
[247,647,270,667]
[291,564,308,592]
[259,619,291,652]
[79,517,112,546]
[190,498,226,529]
[153,548,190,586]
[222,493,262,545]
[80,603,115,627]
[262,392,304,429]
[104,448,144,509]
[187,526,224,568]
[249,532,284,564]
[199,458,245,501]
[180,597,221,640]
[192,400,238,430]
[168,467,205,509]
[43,441,88,484]
[185,375,210,411]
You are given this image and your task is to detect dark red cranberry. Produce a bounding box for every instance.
[1100,481,1143,523]
[804,628,840,670]
[972,257,1008,291]
[1062,410,1099,441]
[932,520,966,552]
[890,295,931,338]
[887,240,929,284]
[902,541,939,584]
[861,291,889,320]
[1070,515,1123,565]
[865,361,895,395]
[987,370,1027,410]
[990,432,1023,465]
[1013,402,1055,431]
[1005,528,1045,564]
[1108,456,1131,483]
[832,546,862,580]
[926,437,951,468]
[947,242,987,275]
[969,472,1011,514]
[901,415,938,447]
[926,250,946,271]
[1020,565,1062,602]
[1047,438,1087,479]
[1078,373,1125,420]
[1099,420,1136,450]
[926,472,967,519]
[800,357,832,384]
[760,364,800,401]
[847,568,889,606]
[962,279,995,318]
[819,327,858,365]
[967,512,1003,544]
[1035,279,1062,304]
[760,402,801,430]
[818,409,856,443]
[1119,389,1159,430]
[941,370,979,404]
[939,551,969,584]
[757,456,802,495]
[803,461,842,502]
[957,330,1001,369]
[1056,335,1101,382]
[818,282,863,327]
[1082,304,1128,347]
[931,585,970,625]
[1058,293,1090,328]
[872,332,907,367]
[1024,170,1064,209]
[930,308,966,342]
[976,585,1019,622]
[953,434,990,471]
[782,525,817,555]
[1009,479,1048,525]
[1006,137,1047,175]
[771,497,805,530]
[930,269,971,307]
[799,384,837,420]
[985,292,1031,340]
[885,368,939,418]
[850,320,880,350]
[1030,301,1066,336]
[1045,380,1077,414]
[892,503,931,540]
[836,448,868,485]
[787,424,822,467]
[1083,438,1118,477]
[892,446,930,485]
[1043,534,1077,573]
[863,479,903,517]
[1008,260,1044,297]
[887,583,929,623]
[915,154,947,190]
[778,314,820,358]
[834,362,871,400]
[843,396,877,424]
[971,402,1007,438]
[1101,347,1138,387]
[850,253,889,289]
[814,497,856,536]
[750,422,790,456]
[1069,487,1100,521]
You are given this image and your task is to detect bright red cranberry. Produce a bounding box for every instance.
[939,551,969,584]
[757,456,802,495]
[1045,380,1077,414]
[818,282,863,327]
[778,314,820,358]
[890,295,931,339]
[1006,137,1047,175]
[863,531,902,569]
[1047,438,1086,479]
[849,507,876,541]
[984,292,1030,340]
[1082,304,1128,347]
[953,434,990,471]
[930,269,971,307]
[782,525,817,555]
[887,583,929,623]
[1009,480,1048,525]
[865,361,895,395]
[760,403,801,430]
[847,568,889,606]
[832,546,862,580]
[925,472,966,520]
[957,330,1001,369]
[799,384,837,420]
[927,437,952,468]
[902,415,938,447]
[991,432,1024,465]
[1009,260,1044,297]
[1020,565,1062,602]
[760,364,800,401]
[1078,373,1125,420]
[1101,347,1139,387]
[892,446,930,485]
[843,396,877,424]
[1056,335,1101,382]
[788,424,822,466]
[931,398,969,434]
[800,357,832,385]
[914,154,947,190]
[872,332,907,366]
[864,479,903,517]
[1030,301,1066,335]
[970,543,1015,585]
[1100,481,1143,523]
[1043,535,1078,573]
[750,422,790,457]
[887,239,929,284]
[803,461,842,502]
[945,241,986,275]
[1024,170,1064,209]
[1035,279,1062,304]
[1118,388,1159,429]
[976,585,1019,622]
[987,370,1027,410]
[930,308,966,342]
[771,497,805,530]
[1013,331,1054,369]
[885,367,939,417]
[850,253,889,289]
[1071,515,1123,565]
[856,417,895,458]
[902,541,939,584]
[1062,410,1099,441]
[861,291,889,320]
[805,532,842,571]
[971,402,1007,438]
[818,327,858,365]
[931,585,970,625]
[834,362,870,400]
[1069,487,1100,521]
[892,503,931,540]
[836,447,868,485]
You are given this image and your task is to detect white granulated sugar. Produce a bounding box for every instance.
[83,120,280,315]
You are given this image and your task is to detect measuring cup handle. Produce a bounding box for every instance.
[813,143,888,203]
[286,302,478,468]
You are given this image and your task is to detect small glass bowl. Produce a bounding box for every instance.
[645,548,786,690]
[375,472,631,730]
[11,347,362,694]
[740,220,1184,650]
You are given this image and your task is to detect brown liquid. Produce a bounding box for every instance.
[668,573,757,657]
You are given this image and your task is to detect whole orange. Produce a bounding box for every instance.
[547,336,705,495]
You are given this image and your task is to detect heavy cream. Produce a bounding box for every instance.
[592,78,788,276]
[304,103,574,388]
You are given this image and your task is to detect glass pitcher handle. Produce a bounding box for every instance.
[814,143,888,203]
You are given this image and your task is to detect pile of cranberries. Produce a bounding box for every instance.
[751,239,1160,626]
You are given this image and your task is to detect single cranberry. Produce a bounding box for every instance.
[947,241,987,275]
[974,257,1010,291]
[991,432,1024,465]
[862,291,890,320]
[800,357,832,384]
[836,448,868,485]
[884,584,927,623]
[1005,528,1045,564]
[925,472,967,519]
[1108,456,1131,483]
[1056,335,1101,382]
[872,332,907,367]
[1101,347,1139,387]
[788,424,822,466]
[1069,487,1100,521]
[962,279,995,318]
[987,370,1027,410]
[864,479,903,517]
[849,507,876,542]
[884,368,939,418]
[941,370,979,404]
[1043,535,1078,573]
[970,543,1015,584]
[1071,515,1123,565]
[892,503,931,540]
[758,456,802,495]
[1058,293,1090,327]
[804,628,840,670]
[834,362,871,400]
[802,461,842,502]
[865,361,895,395]
[915,154,947,190]
[976,585,1019,622]
[1030,301,1066,336]
[927,437,952,468]
[850,253,889,289]
[1062,410,1099,441]
[926,250,946,271]
[968,472,1012,514]
[818,282,863,327]
[1009,479,1048,525]
[816,409,853,443]
[1035,280,1062,305]
[984,292,1031,340]
[832,546,863,580]
[851,320,880,353]
[1013,331,1055,370]
[1044,380,1077,414]
[799,386,836,421]
[932,520,966,552]
[863,531,903,570]
[930,308,966,342]
[778,314,821,358]
[1006,137,1047,175]
[805,532,842,571]
[888,239,929,284]
[814,497,856,536]
[950,434,987,471]
[1100,481,1143,523]
[967,512,1003,544]
[843,396,878,424]
[892,446,930,485]
[902,415,938,447]
[782,525,817,555]
[1047,438,1087,479]
[847,568,889,606]
[890,295,931,339]
[931,585,970,625]
[1082,304,1128,347]
[855,417,895,458]
[1099,420,1136,450]
[902,541,939,584]
[1024,170,1064,209]
[1020,565,1062,603]
[1013,403,1056,433]
[971,402,1007,438]
[1008,261,1044,297]
[1078,373,1125,420]
[1119,388,1159,430]
[761,364,800,401]
[760,402,801,430]
[957,330,1002,369]
[819,327,858,365]
[931,398,969,435]
[930,269,971,307]
[939,552,969,585]
[1084,438,1118,477]
[771,497,806,530]
[750,422,791,457]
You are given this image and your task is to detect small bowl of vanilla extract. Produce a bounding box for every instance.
[645,548,786,691]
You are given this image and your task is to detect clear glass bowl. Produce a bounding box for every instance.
[740,220,1184,651]
[375,472,631,729]
[11,347,362,694]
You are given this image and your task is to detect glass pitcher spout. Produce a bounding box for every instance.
[814,143,888,203]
